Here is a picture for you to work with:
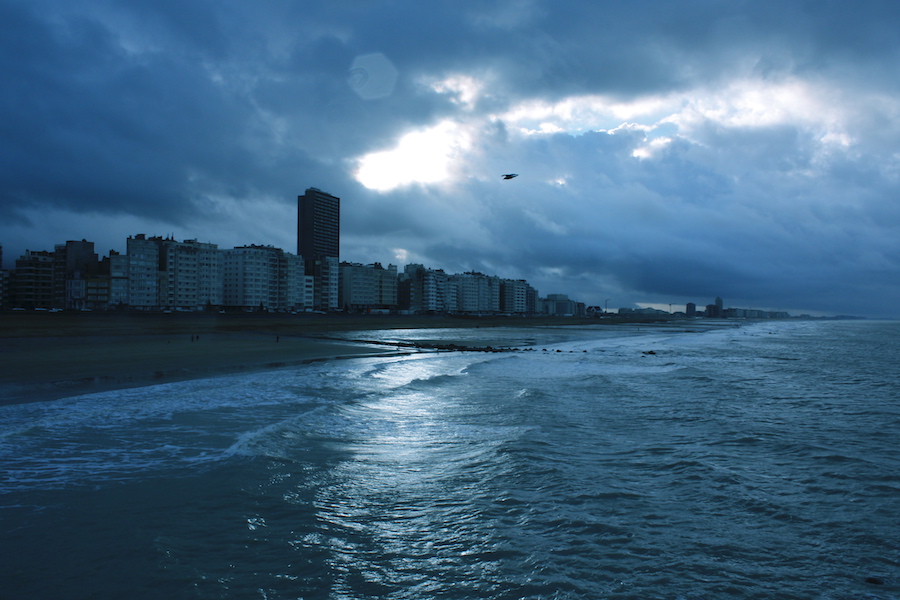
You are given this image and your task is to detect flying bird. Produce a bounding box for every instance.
[502,173,518,180]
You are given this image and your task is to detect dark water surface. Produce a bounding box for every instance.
[2,320,898,599]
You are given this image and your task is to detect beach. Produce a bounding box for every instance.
[0,311,609,404]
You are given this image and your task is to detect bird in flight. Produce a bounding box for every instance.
[502,173,518,180]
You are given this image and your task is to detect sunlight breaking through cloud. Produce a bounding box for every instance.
[355,121,471,191]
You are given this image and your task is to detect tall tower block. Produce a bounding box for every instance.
[297,188,340,259]
[297,188,340,310]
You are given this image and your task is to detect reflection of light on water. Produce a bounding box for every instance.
[306,355,517,587]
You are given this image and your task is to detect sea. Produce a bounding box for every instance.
[1,319,898,600]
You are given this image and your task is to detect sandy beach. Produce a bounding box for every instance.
[0,311,613,404]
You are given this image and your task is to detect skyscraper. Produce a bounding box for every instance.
[297,188,340,260]
[298,188,340,310]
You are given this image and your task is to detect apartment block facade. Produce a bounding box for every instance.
[223,245,310,311]
[298,188,340,311]
[339,262,398,311]
[126,235,160,309]
[158,238,223,310]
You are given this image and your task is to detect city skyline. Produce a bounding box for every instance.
[1,232,798,319]
[2,2,900,318]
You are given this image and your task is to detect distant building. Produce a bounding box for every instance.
[0,269,8,310]
[157,238,223,310]
[705,296,724,318]
[372,263,398,309]
[500,279,537,314]
[686,302,697,317]
[223,245,308,311]
[12,250,55,309]
[298,188,340,310]
[540,293,585,316]
[399,264,450,313]
[339,262,376,311]
[448,272,501,314]
[619,306,668,316]
[0,244,8,309]
[126,235,160,310]
[339,262,398,311]
[53,240,100,310]
[107,251,130,308]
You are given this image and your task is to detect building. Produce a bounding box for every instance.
[539,293,585,316]
[0,244,8,309]
[298,187,340,310]
[157,238,223,310]
[705,296,725,318]
[339,262,398,312]
[499,279,538,315]
[126,235,160,309]
[53,240,100,310]
[339,262,376,311]
[399,264,454,313]
[447,272,501,314]
[107,251,130,308]
[372,263,398,309]
[223,245,308,311]
[0,268,8,310]
[12,250,55,309]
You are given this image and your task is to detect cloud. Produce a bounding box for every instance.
[2,0,900,317]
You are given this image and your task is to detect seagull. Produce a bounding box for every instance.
[502,173,518,180]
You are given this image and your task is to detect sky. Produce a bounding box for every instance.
[2,0,900,318]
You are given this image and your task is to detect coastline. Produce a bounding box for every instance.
[0,332,406,406]
[0,311,623,405]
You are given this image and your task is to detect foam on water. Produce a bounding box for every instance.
[2,320,899,599]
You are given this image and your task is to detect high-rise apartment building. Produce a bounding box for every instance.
[298,188,340,310]
[126,234,160,309]
[53,240,99,309]
[108,251,129,308]
[499,279,537,315]
[450,272,501,314]
[223,245,309,311]
[398,264,453,313]
[12,250,55,309]
[339,262,398,311]
[157,238,223,310]
[297,187,340,259]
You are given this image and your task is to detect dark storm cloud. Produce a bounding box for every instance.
[2,0,900,316]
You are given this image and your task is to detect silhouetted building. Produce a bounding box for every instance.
[53,240,100,309]
[706,296,724,318]
[13,250,55,309]
[686,302,697,317]
[0,244,8,309]
[298,188,340,310]
[108,251,129,308]
[540,293,585,316]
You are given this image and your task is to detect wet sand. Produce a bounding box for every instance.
[0,311,618,404]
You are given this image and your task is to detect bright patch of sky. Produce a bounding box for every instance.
[355,121,471,191]
[355,75,857,191]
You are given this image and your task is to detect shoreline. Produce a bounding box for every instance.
[0,332,410,406]
[0,311,697,405]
